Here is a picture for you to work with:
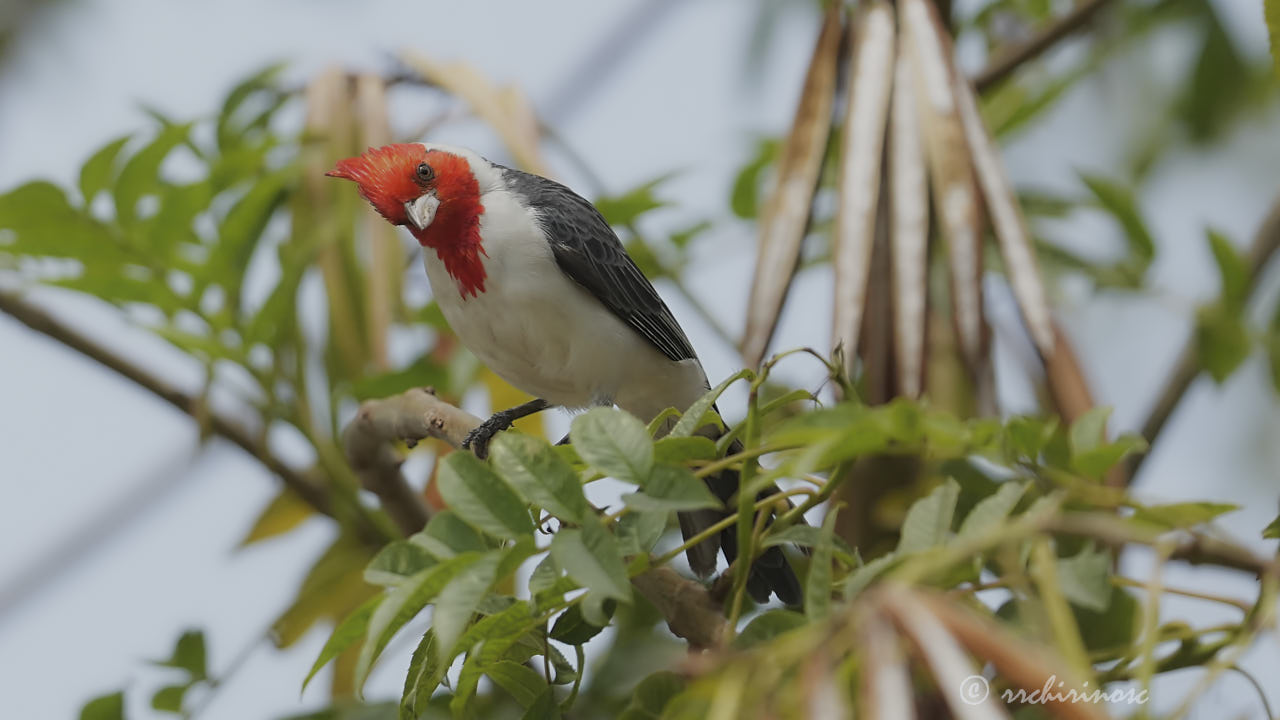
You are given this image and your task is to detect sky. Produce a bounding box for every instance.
[0,0,1278,718]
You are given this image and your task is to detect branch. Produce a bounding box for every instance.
[0,291,347,525]
[1047,513,1280,578]
[340,385,730,647]
[342,387,458,534]
[972,0,1118,93]
[1128,197,1280,481]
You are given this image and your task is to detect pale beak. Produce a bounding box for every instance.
[405,193,440,231]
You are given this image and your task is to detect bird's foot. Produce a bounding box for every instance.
[462,411,515,459]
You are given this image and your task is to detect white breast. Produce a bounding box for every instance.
[422,187,708,421]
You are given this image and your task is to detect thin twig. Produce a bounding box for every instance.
[972,0,1118,92]
[1128,197,1280,481]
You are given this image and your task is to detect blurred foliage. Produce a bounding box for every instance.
[0,0,1278,718]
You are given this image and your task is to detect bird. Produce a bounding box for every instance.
[327,142,801,605]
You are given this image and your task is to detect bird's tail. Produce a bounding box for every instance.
[678,437,803,606]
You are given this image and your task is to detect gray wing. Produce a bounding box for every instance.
[500,166,697,364]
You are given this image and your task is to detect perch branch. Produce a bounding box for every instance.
[340,385,730,648]
[1128,196,1280,480]
[341,387,457,534]
[972,0,1118,92]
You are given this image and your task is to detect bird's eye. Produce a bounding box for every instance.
[415,163,434,184]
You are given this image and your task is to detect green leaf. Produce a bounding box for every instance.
[1080,174,1154,280]
[549,603,609,645]
[522,689,562,720]
[1195,302,1250,383]
[1068,406,1110,457]
[1132,502,1240,530]
[733,610,807,649]
[569,407,654,485]
[446,601,545,716]
[618,671,686,718]
[957,482,1026,540]
[1074,435,1147,479]
[653,436,718,464]
[805,508,839,620]
[80,691,125,720]
[365,541,435,587]
[490,432,592,523]
[153,630,207,681]
[670,219,712,249]
[615,510,668,556]
[1179,6,1252,142]
[528,554,562,597]
[113,123,191,226]
[844,553,897,598]
[1055,545,1112,613]
[150,684,189,715]
[399,630,439,720]
[486,661,549,708]
[431,553,504,666]
[623,464,721,512]
[238,488,313,547]
[1264,514,1280,540]
[436,451,534,540]
[137,179,211,256]
[302,594,382,692]
[218,63,287,150]
[670,371,750,438]
[1074,587,1140,653]
[456,599,541,667]
[550,522,631,605]
[1207,230,1249,311]
[410,509,489,560]
[579,589,616,626]
[897,479,960,554]
[0,181,125,262]
[731,137,779,219]
[354,551,484,693]
[79,134,132,205]
[1004,416,1057,459]
[594,174,673,226]
[207,168,292,308]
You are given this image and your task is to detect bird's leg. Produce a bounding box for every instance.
[463,398,552,459]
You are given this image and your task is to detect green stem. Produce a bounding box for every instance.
[693,442,796,479]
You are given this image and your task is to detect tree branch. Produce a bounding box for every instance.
[341,387,454,534]
[339,385,730,648]
[1128,197,1280,481]
[972,0,1118,93]
[0,292,326,506]
[0,290,395,543]
[1047,513,1280,578]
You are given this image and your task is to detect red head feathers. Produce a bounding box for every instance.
[328,143,488,297]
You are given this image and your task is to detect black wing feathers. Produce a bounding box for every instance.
[499,167,697,364]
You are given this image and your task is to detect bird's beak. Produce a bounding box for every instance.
[405,193,440,231]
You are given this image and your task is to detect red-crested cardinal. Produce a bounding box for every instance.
[329,143,800,604]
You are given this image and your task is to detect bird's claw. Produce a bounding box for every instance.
[462,412,513,459]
